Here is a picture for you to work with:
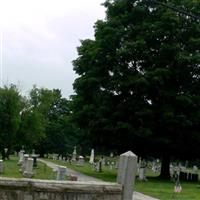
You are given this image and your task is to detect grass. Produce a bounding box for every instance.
[44,158,200,200]
[0,156,54,180]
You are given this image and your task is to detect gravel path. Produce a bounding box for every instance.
[39,159,159,200]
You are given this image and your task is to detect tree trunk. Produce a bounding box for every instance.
[159,155,170,179]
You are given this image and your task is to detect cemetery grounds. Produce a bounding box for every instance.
[44,156,200,200]
[0,155,200,200]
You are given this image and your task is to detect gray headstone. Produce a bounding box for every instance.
[117,151,137,200]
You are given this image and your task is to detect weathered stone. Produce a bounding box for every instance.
[0,177,122,200]
[89,149,94,164]
[23,158,34,178]
[117,151,137,200]
[56,166,67,180]
[17,151,24,166]
[0,160,3,173]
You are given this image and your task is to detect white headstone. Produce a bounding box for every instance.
[89,149,94,164]
[18,150,24,165]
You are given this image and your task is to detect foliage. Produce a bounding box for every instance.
[0,85,23,158]
[72,0,200,178]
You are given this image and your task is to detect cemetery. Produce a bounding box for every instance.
[0,0,199,200]
[0,147,199,199]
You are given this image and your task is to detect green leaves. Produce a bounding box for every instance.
[72,0,200,161]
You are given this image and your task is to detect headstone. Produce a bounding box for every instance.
[17,150,24,165]
[71,146,77,162]
[193,165,198,173]
[56,166,67,180]
[31,150,39,167]
[0,160,3,173]
[110,152,114,157]
[96,158,103,172]
[23,158,34,178]
[77,156,84,166]
[117,151,137,200]
[102,158,106,167]
[89,149,94,164]
[138,159,147,181]
[21,154,29,172]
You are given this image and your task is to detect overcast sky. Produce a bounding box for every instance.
[0,0,106,98]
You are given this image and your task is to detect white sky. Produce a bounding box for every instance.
[0,0,106,98]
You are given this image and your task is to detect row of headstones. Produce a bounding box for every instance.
[18,149,39,178]
[48,148,118,171]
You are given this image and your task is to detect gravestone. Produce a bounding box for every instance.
[71,146,77,162]
[56,166,67,180]
[21,154,29,172]
[193,165,198,173]
[23,158,34,178]
[0,160,3,173]
[138,159,147,181]
[77,156,84,166]
[117,151,137,200]
[89,149,94,164]
[31,150,39,167]
[17,150,24,166]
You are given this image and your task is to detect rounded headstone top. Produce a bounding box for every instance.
[79,156,84,159]
[120,151,137,157]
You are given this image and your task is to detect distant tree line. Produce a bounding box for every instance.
[0,85,79,159]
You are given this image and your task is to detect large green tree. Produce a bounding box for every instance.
[72,0,200,178]
[0,85,23,159]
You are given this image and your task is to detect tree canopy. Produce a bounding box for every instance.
[72,0,200,178]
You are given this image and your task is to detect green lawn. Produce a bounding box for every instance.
[45,158,200,200]
[0,156,54,180]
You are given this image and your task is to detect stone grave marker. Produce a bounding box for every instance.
[56,166,67,180]
[89,149,94,164]
[117,151,137,200]
[0,160,3,173]
[23,158,34,178]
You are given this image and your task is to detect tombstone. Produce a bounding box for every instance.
[193,165,198,173]
[89,149,94,164]
[31,150,39,167]
[77,156,84,166]
[52,154,56,160]
[56,166,67,180]
[0,160,3,173]
[109,161,115,170]
[59,156,62,161]
[138,159,147,181]
[115,160,119,169]
[4,148,8,160]
[17,150,24,166]
[71,146,77,162]
[96,158,103,172]
[110,152,114,157]
[21,154,29,172]
[23,158,34,178]
[102,157,106,167]
[117,151,137,200]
